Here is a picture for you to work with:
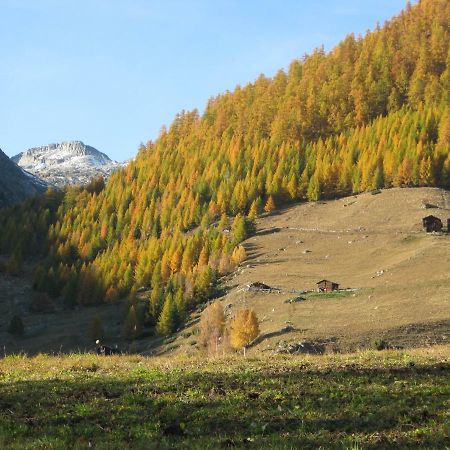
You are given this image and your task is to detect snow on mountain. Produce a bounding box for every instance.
[12,141,124,188]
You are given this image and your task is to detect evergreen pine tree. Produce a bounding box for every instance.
[122,304,142,340]
[156,294,179,335]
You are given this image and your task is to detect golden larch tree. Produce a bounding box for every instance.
[229,309,259,355]
[264,195,276,213]
[170,248,182,273]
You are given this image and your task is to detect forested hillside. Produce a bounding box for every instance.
[0,0,448,336]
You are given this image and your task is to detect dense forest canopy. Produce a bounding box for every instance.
[0,0,448,335]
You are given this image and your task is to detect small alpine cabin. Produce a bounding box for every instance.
[422,215,443,232]
[316,280,339,292]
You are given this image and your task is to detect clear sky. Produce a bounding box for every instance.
[1,0,410,162]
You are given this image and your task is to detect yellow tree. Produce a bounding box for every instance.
[170,248,182,274]
[100,222,108,240]
[218,253,231,275]
[229,309,259,355]
[160,252,172,281]
[181,245,194,274]
[247,199,259,219]
[197,246,209,268]
[264,195,276,213]
[231,246,247,266]
[419,156,433,186]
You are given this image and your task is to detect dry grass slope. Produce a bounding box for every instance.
[172,188,450,355]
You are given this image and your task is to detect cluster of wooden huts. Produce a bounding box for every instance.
[246,215,447,297]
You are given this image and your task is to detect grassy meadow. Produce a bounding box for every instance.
[1,346,449,449]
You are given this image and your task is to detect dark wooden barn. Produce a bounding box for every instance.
[422,215,443,232]
[316,280,339,292]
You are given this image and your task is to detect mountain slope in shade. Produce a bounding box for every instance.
[0,149,47,208]
[12,141,123,187]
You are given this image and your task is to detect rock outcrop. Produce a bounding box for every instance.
[0,149,47,208]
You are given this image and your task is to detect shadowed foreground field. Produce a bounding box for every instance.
[1,346,449,449]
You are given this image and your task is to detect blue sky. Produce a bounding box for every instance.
[1,0,410,161]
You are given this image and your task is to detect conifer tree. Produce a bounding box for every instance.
[170,249,182,274]
[231,214,253,243]
[174,288,186,322]
[149,286,164,322]
[156,294,179,335]
[307,175,321,201]
[122,304,142,340]
[218,213,230,231]
[264,195,276,213]
[248,197,263,219]
[218,253,231,275]
[197,246,209,268]
[231,246,247,266]
[195,266,216,300]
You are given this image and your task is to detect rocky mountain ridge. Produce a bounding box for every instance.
[12,141,123,187]
[0,148,47,208]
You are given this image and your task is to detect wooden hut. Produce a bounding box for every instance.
[316,280,339,292]
[422,215,442,232]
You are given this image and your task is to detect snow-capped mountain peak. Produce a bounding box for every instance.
[12,141,124,187]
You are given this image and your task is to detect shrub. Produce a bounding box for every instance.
[374,339,389,351]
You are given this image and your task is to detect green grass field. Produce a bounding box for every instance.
[305,290,356,300]
[1,346,449,449]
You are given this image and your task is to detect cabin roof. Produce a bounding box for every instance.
[248,281,272,289]
[422,215,441,221]
[316,279,339,285]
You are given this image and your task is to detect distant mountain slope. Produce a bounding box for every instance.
[0,148,47,208]
[12,141,123,187]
